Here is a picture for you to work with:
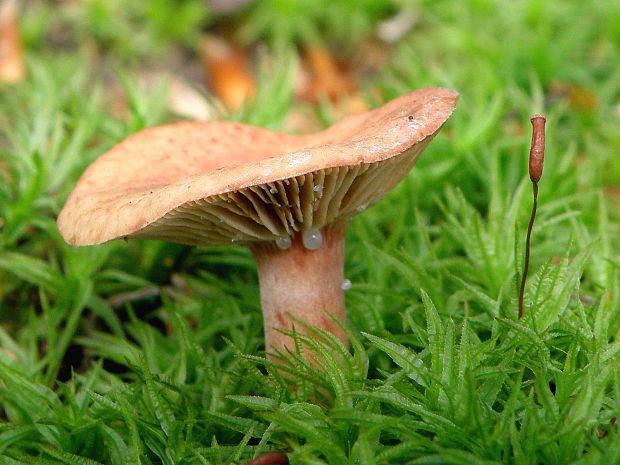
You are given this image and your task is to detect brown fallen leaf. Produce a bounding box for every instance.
[0,0,24,83]
[302,43,356,102]
[547,81,597,111]
[605,186,620,206]
[200,34,255,110]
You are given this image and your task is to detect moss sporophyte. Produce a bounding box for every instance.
[57,87,458,360]
[519,114,546,319]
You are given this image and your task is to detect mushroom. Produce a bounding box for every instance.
[57,87,458,359]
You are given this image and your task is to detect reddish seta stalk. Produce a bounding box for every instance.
[518,114,546,319]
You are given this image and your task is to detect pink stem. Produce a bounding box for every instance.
[250,225,348,358]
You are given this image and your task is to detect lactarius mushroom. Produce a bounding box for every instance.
[57,87,458,358]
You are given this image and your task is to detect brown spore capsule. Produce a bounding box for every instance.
[529,114,546,183]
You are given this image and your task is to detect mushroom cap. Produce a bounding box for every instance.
[58,87,458,247]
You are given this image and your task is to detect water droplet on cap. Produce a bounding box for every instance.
[341,279,352,291]
[313,185,323,193]
[357,204,368,212]
[275,235,292,250]
[302,228,323,250]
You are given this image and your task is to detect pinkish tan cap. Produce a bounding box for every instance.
[58,87,458,247]
[59,87,458,358]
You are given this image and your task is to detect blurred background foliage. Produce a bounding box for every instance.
[0,0,619,463]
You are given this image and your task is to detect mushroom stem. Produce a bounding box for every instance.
[250,224,348,358]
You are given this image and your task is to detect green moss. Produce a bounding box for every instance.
[0,1,619,463]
